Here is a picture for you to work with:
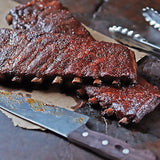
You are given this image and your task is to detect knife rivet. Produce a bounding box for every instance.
[82,132,88,137]
[122,148,130,154]
[102,140,109,145]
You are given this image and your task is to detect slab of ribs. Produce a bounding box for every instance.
[0,28,137,86]
[83,77,160,124]
[0,0,159,124]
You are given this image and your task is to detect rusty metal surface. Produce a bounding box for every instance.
[0,0,160,159]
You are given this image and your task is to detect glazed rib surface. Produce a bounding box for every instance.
[5,0,138,85]
[7,0,91,37]
[85,77,160,123]
[0,28,137,85]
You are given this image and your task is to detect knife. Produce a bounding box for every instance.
[0,90,156,160]
[109,25,160,58]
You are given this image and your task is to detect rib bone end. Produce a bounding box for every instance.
[52,76,63,84]
[118,117,128,125]
[102,108,114,116]
[93,79,102,85]
[88,97,98,105]
[72,77,82,84]
[11,76,22,83]
[31,77,43,84]
[6,14,13,25]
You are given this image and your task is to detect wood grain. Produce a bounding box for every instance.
[68,125,156,160]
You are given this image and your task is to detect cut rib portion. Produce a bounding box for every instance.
[0,29,137,85]
[84,77,160,124]
[6,0,91,38]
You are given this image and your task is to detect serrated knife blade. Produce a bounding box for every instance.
[0,90,156,160]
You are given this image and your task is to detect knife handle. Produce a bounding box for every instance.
[68,125,156,160]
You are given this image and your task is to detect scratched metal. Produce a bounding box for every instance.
[0,91,89,137]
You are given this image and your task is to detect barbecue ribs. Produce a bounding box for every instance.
[2,0,158,124]
[6,0,91,37]
[5,0,138,85]
[83,77,160,124]
[0,28,137,85]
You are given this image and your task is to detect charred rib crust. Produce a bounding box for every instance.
[85,77,160,123]
[7,0,91,38]
[0,29,137,85]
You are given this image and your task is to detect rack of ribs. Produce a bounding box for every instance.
[0,28,137,86]
[6,0,91,38]
[83,77,160,124]
[5,0,137,86]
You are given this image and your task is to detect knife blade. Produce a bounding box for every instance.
[109,25,160,58]
[0,90,156,160]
